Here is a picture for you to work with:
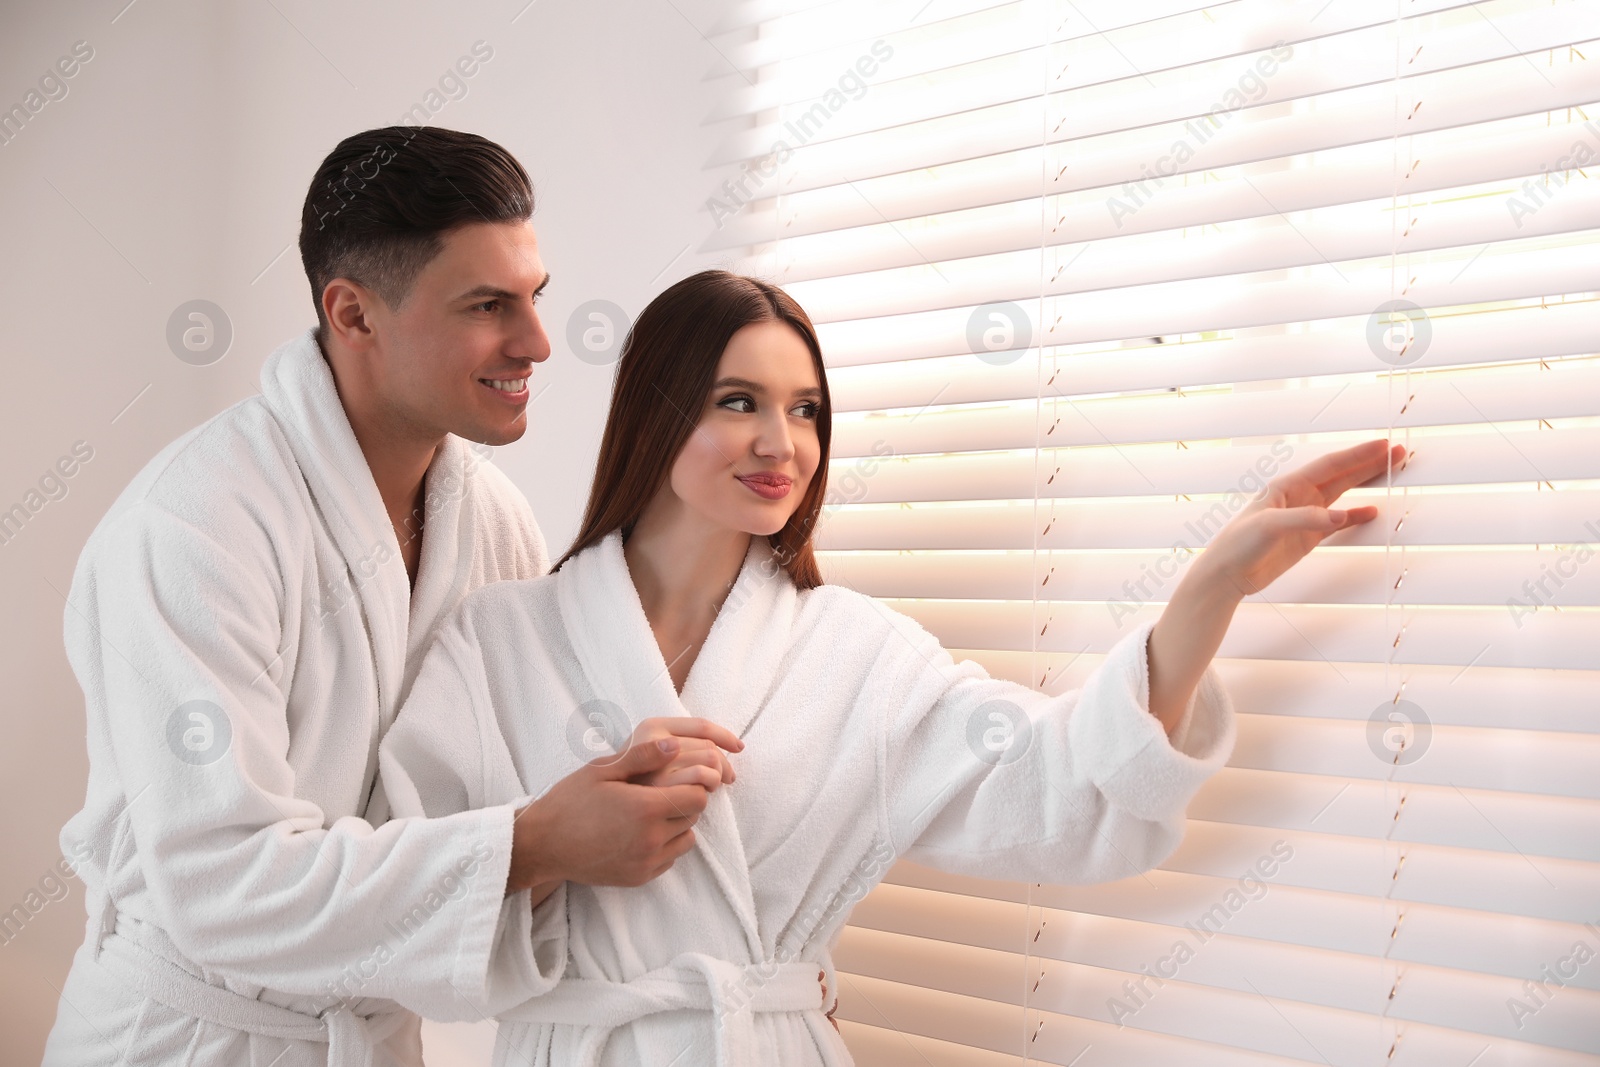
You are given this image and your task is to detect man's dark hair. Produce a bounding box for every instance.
[298,126,534,340]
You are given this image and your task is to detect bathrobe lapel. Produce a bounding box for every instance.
[401,436,494,706]
[555,529,796,959]
[260,334,485,737]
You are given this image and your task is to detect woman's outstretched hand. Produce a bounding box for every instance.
[1147,438,1407,736]
[1205,438,1407,596]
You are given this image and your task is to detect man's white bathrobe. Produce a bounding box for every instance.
[42,328,559,1067]
[378,528,1237,1067]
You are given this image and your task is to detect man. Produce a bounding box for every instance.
[41,126,743,1066]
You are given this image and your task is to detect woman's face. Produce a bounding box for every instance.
[666,319,823,538]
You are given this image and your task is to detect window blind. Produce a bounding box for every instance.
[705,0,1599,1063]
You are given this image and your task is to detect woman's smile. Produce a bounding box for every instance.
[735,470,793,500]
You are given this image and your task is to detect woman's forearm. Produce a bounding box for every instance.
[1147,557,1244,736]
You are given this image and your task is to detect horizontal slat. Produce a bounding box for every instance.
[836,930,1600,1061]
[845,888,1600,1042]
[806,249,1600,361]
[714,0,1304,97]
[829,357,1600,453]
[836,1018,1024,1067]
[817,545,1600,608]
[1190,767,1600,859]
[863,873,1600,993]
[714,1,1590,173]
[813,489,1600,553]
[824,426,1600,502]
[713,0,1495,121]
[887,814,1600,926]
[791,224,1600,332]
[1176,818,1600,925]
[709,103,1595,253]
[1222,718,1600,801]
[833,969,1322,1067]
[767,155,1600,286]
[887,596,1600,670]
[714,31,1597,199]
[943,651,1600,734]
[712,0,1036,68]
[822,298,1599,399]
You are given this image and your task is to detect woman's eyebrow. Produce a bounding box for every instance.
[713,376,823,399]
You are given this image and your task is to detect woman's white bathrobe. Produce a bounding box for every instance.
[378,528,1236,1067]
[42,327,560,1067]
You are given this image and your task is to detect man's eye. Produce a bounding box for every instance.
[475,300,500,313]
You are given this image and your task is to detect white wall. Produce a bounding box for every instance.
[0,0,747,1061]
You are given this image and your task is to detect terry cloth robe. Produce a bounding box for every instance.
[377,528,1236,1067]
[41,327,560,1067]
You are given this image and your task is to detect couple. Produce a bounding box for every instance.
[43,125,1401,1066]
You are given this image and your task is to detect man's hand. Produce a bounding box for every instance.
[506,720,743,893]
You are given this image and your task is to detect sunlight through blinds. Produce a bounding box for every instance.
[702,0,1599,1063]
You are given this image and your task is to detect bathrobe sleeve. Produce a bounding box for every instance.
[65,500,539,1018]
[378,606,571,1013]
[874,608,1235,885]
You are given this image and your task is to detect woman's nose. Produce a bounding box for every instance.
[754,412,795,460]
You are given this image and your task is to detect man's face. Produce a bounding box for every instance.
[365,219,551,447]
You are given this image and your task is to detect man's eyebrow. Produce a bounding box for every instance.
[454,273,551,302]
[713,376,823,399]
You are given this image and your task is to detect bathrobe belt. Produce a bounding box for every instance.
[92,907,409,1067]
[499,951,830,1067]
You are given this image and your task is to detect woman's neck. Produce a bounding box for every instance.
[623,499,752,690]
[625,502,751,626]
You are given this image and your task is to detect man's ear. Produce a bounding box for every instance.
[322,278,379,354]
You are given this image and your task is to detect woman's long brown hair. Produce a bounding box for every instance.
[552,270,832,589]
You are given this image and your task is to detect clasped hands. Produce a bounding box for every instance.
[507,716,742,892]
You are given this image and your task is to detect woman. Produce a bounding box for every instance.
[378,270,1402,1066]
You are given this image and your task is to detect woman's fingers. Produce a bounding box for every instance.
[631,743,736,789]
[653,764,722,791]
[626,720,742,785]
[669,736,736,783]
[634,716,745,754]
[1209,452,1394,597]
[1259,503,1379,552]
[1264,504,1353,535]
[606,735,734,783]
[1305,439,1406,503]
[1272,439,1382,493]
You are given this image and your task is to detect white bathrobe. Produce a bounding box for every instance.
[42,327,559,1067]
[378,528,1236,1067]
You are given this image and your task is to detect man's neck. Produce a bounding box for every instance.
[361,429,437,536]
[321,338,441,577]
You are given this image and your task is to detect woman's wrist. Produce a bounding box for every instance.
[1147,553,1244,734]
[1174,550,1248,617]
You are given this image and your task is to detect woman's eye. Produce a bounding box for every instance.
[794,401,820,419]
[719,394,756,413]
